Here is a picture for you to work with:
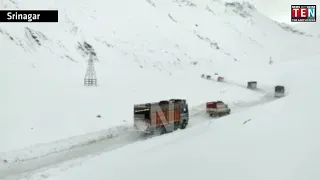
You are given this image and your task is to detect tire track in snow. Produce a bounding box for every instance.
[0,81,280,180]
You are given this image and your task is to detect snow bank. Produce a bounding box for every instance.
[0,124,130,164]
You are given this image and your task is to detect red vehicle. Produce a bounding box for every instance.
[206,101,231,117]
[212,74,224,82]
[217,76,224,82]
[134,99,189,134]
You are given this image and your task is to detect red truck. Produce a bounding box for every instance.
[206,101,231,117]
[134,99,189,135]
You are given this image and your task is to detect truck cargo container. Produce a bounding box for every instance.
[134,99,189,134]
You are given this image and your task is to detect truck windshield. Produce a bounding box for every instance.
[182,104,188,113]
[275,86,284,92]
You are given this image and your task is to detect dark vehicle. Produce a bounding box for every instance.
[274,85,285,98]
[134,99,189,135]
[247,81,257,89]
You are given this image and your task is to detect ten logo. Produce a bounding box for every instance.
[291,5,316,22]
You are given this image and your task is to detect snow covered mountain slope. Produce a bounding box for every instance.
[1,0,319,165]
[7,55,320,180]
[293,16,320,37]
[246,0,319,23]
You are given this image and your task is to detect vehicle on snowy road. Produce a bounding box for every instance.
[206,101,231,117]
[274,85,285,98]
[134,99,189,135]
[247,81,257,89]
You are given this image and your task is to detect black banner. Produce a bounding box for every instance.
[0,10,58,22]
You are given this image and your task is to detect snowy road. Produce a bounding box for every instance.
[0,130,141,179]
[0,83,279,180]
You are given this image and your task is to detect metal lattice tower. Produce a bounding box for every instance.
[84,53,97,86]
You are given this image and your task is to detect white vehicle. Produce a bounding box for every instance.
[206,101,231,117]
[212,74,224,82]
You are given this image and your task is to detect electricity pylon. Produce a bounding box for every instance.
[84,53,97,86]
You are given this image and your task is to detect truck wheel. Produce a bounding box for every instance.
[174,122,179,130]
[159,126,166,135]
[180,120,188,129]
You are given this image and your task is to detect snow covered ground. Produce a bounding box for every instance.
[3,55,320,180]
[1,61,273,177]
[293,16,320,37]
[1,0,320,179]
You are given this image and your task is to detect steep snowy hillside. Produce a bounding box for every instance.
[247,0,319,23]
[6,55,320,180]
[1,0,320,164]
[293,16,320,37]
